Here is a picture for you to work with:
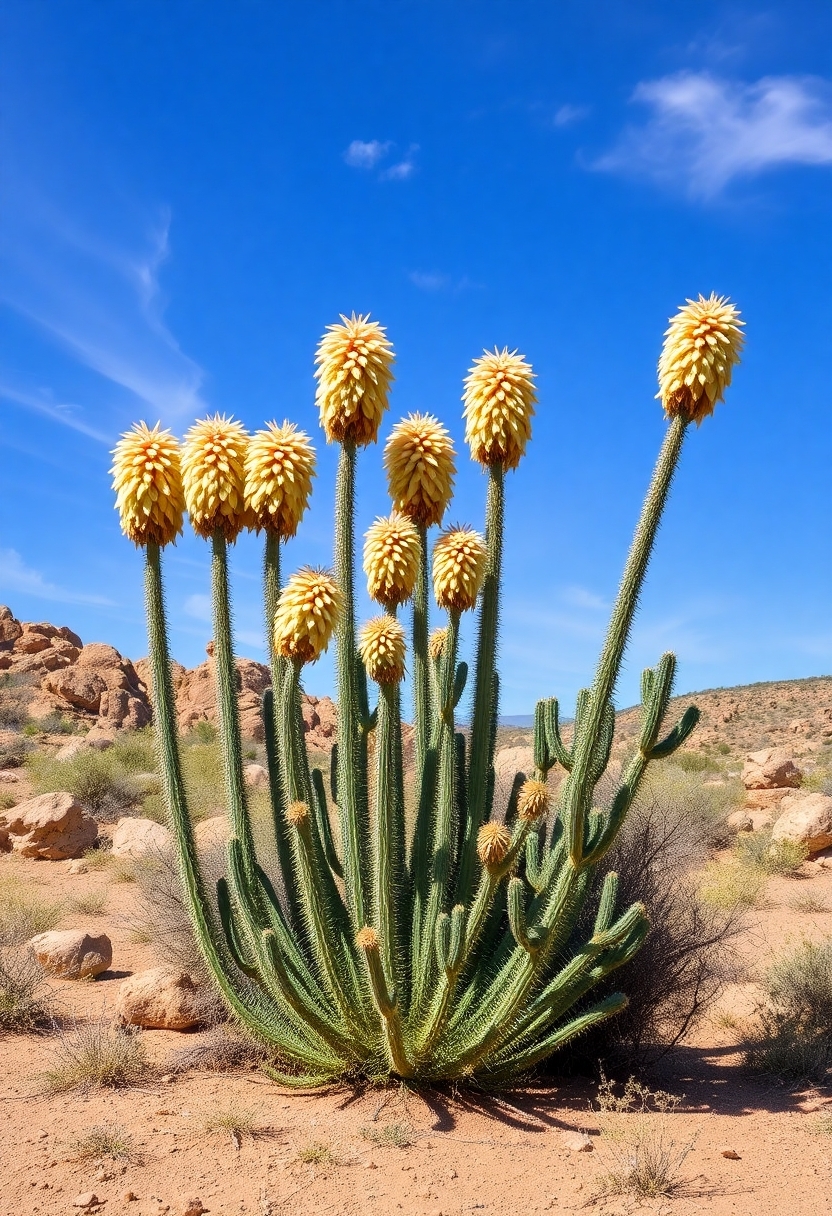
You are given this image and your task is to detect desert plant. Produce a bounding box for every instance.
[745,938,832,1082]
[26,749,140,820]
[112,299,744,1085]
[0,948,53,1032]
[67,1123,136,1162]
[0,876,65,944]
[44,1017,148,1092]
[0,672,35,729]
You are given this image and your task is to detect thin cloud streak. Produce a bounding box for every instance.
[594,72,832,197]
[0,548,115,607]
[0,382,111,443]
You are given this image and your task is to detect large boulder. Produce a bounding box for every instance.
[494,746,535,789]
[193,815,230,852]
[116,967,204,1030]
[243,763,269,789]
[28,930,112,979]
[0,792,97,859]
[742,748,802,791]
[111,816,172,858]
[772,793,832,855]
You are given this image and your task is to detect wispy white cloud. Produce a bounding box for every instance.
[380,149,419,181]
[0,383,111,443]
[560,584,607,611]
[0,194,209,425]
[551,103,590,128]
[409,271,450,292]
[595,72,832,197]
[343,139,392,169]
[183,593,212,622]
[0,549,115,607]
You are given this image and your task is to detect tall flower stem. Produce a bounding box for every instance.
[456,462,504,904]
[564,414,688,866]
[412,521,430,775]
[335,440,370,928]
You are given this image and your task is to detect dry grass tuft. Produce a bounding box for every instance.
[745,938,832,1083]
[67,1122,136,1162]
[69,890,109,916]
[361,1122,415,1149]
[593,1072,693,1201]
[0,875,65,945]
[202,1102,269,1147]
[44,1017,148,1092]
[297,1140,337,1166]
[790,892,830,915]
[0,948,53,1032]
[166,1026,266,1074]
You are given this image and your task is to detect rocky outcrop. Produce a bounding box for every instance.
[0,606,150,732]
[111,816,172,858]
[116,967,204,1029]
[28,929,112,979]
[772,793,832,854]
[742,748,802,790]
[0,792,98,858]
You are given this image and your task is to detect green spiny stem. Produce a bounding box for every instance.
[413,611,460,1013]
[261,688,302,931]
[211,530,257,882]
[373,680,407,1004]
[334,440,370,928]
[144,543,293,1045]
[359,945,411,1077]
[481,993,628,1084]
[413,521,430,775]
[564,415,688,867]
[264,531,281,666]
[457,462,505,904]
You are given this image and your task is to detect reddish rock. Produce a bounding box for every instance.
[772,793,832,854]
[742,748,802,790]
[0,791,98,858]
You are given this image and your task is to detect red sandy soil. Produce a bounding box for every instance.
[1,771,831,1215]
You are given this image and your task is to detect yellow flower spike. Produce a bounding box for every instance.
[432,525,487,613]
[274,567,342,664]
[244,421,316,538]
[463,347,537,470]
[518,779,551,823]
[384,413,456,526]
[181,414,250,541]
[110,422,185,547]
[657,294,744,424]
[359,616,407,685]
[315,313,395,446]
[428,627,448,661]
[355,926,381,952]
[286,800,310,826]
[477,822,512,869]
[363,513,420,609]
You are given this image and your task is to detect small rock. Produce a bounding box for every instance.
[181,1200,206,1216]
[243,763,269,789]
[364,1160,377,1169]
[742,748,802,791]
[116,967,203,1030]
[67,859,88,875]
[72,1194,100,1209]
[55,739,85,762]
[111,816,172,859]
[28,929,112,979]
[123,1193,138,1203]
[721,1148,741,1160]
[727,811,753,833]
[560,1130,593,1152]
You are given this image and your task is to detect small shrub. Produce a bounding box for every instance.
[745,939,832,1082]
[110,858,136,883]
[203,1103,265,1146]
[297,1140,336,1165]
[790,893,830,915]
[70,891,109,916]
[166,1026,266,1074]
[0,792,17,810]
[26,750,139,820]
[67,1123,136,1162]
[21,722,40,738]
[0,877,65,945]
[735,829,808,875]
[36,713,77,735]
[44,1018,148,1092]
[0,673,35,729]
[361,1122,414,1149]
[0,948,52,1032]
[671,751,720,775]
[0,735,28,768]
[596,1073,681,1115]
[595,1124,695,1200]
[701,859,767,909]
[188,720,217,745]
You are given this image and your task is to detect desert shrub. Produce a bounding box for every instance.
[67,1123,136,1162]
[0,792,17,810]
[735,829,808,874]
[700,859,767,909]
[44,1017,148,1092]
[202,1103,261,1142]
[745,939,832,1083]
[27,749,140,820]
[670,750,721,775]
[187,720,217,745]
[0,735,28,769]
[166,1026,267,1074]
[141,739,224,825]
[0,948,53,1032]
[0,673,35,729]
[35,712,78,735]
[0,876,65,944]
[571,766,744,1064]
[593,1074,693,1201]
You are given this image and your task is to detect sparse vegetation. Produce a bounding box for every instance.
[69,890,109,916]
[67,1123,136,1162]
[361,1122,415,1149]
[26,746,145,820]
[745,938,832,1083]
[790,892,830,915]
[0,673,35,729]
[594,1073,693,1201]
[735,829,809,875]
[203,1103,263,1145]
[702,828,808,910]
[297,1140,337,1166]
[0,875,65,944]
[0,948,53,1032]
[166,1026,266,1074]
[0,791,17,810]
[44,1018,148,1092]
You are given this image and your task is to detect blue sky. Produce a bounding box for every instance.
[1,0,830,715]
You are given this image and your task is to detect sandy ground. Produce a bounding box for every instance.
[1,836,832,1216]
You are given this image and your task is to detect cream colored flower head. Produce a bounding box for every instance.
[359,616,407,684]
[363,513,420,608]
[286,800,310,826]
[518,779,551,823]
[244,421,315,538]
[384,413,456,526]
[315,313,395,447]
[657,294,744,424]
[355,926,381,952]
[181,415,250,541]
[463,348,537,470]
[477,822,512,869]
[432,525,487,613]
[428,627,448,661]
[274,567,342,664]
[111,422,185,547]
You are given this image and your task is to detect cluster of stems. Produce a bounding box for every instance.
[144,413,700,1085]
